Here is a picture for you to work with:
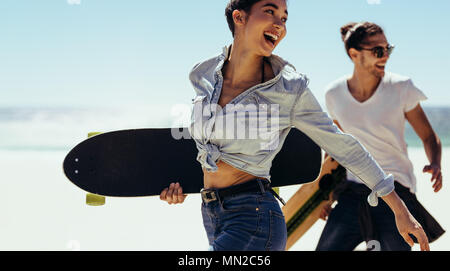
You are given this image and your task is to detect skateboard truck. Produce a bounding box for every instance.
[85,132,106,206]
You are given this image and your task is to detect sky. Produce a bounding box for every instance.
[1,0,449,108]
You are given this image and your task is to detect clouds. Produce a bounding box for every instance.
[367,0,381,4]
[67,0,81,5]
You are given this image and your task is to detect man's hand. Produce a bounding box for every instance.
[423,164,442,192]
[319,201,333,221]
[160,182,187,204]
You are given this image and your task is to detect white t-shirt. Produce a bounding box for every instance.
[325,72,427,193]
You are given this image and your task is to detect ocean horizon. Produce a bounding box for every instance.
[0,106,449,152]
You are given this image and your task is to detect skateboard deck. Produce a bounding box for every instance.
[283,156,346,250]
[63,128,321,197]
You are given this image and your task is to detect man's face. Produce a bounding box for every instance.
[356,33,390,78]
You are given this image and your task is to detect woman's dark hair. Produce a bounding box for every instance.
[225,0,262,37]
[340,22,384,57]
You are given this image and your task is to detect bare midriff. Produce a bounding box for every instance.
[202,160,266,189]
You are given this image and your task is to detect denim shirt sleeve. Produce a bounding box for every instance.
[290,87,395,206]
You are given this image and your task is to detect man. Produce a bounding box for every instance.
[316,22,444,251]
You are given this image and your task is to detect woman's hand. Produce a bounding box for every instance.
[394,209,430,251]
[382,191,430,251]
[160,182,187,204]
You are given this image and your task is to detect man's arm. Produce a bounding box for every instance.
[405,104,442,192]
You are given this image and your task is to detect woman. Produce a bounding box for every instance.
[160,0,429,251]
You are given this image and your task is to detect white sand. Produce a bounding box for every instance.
[0,147,448,251]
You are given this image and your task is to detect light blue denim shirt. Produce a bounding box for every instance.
[188,46,394,206]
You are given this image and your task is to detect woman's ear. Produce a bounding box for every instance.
[232,9,247,26]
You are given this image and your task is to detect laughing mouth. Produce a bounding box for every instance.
[264,32,279,46]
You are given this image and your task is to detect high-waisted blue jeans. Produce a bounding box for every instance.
[201,190,287,251]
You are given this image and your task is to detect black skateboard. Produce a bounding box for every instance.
[63,128,321,197]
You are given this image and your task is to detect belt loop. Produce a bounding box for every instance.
[217,189,224,206]
[270,188,286,206]
[256,179,265,193]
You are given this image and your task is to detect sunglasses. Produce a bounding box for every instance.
[357,44,395,58]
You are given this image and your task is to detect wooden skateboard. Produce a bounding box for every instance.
[283,156,346,250]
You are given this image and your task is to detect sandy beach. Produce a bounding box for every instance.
[0,147,447,251]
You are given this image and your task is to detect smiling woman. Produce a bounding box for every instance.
[159,0,430,251]
[224,0,288,58]
[225,0,288,37]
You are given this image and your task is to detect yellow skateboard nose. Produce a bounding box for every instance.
[86,193,106,206]
[85,132,106,206]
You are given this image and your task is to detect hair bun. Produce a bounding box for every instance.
[340,22,357,41]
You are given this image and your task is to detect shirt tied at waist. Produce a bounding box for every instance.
[197,143,221,172]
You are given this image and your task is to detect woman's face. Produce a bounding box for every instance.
[236,0,288,56]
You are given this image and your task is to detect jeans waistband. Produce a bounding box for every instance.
[201,179,286,205]
[201,179,270,203]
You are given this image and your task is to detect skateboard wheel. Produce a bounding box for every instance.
[86,193,105,206]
